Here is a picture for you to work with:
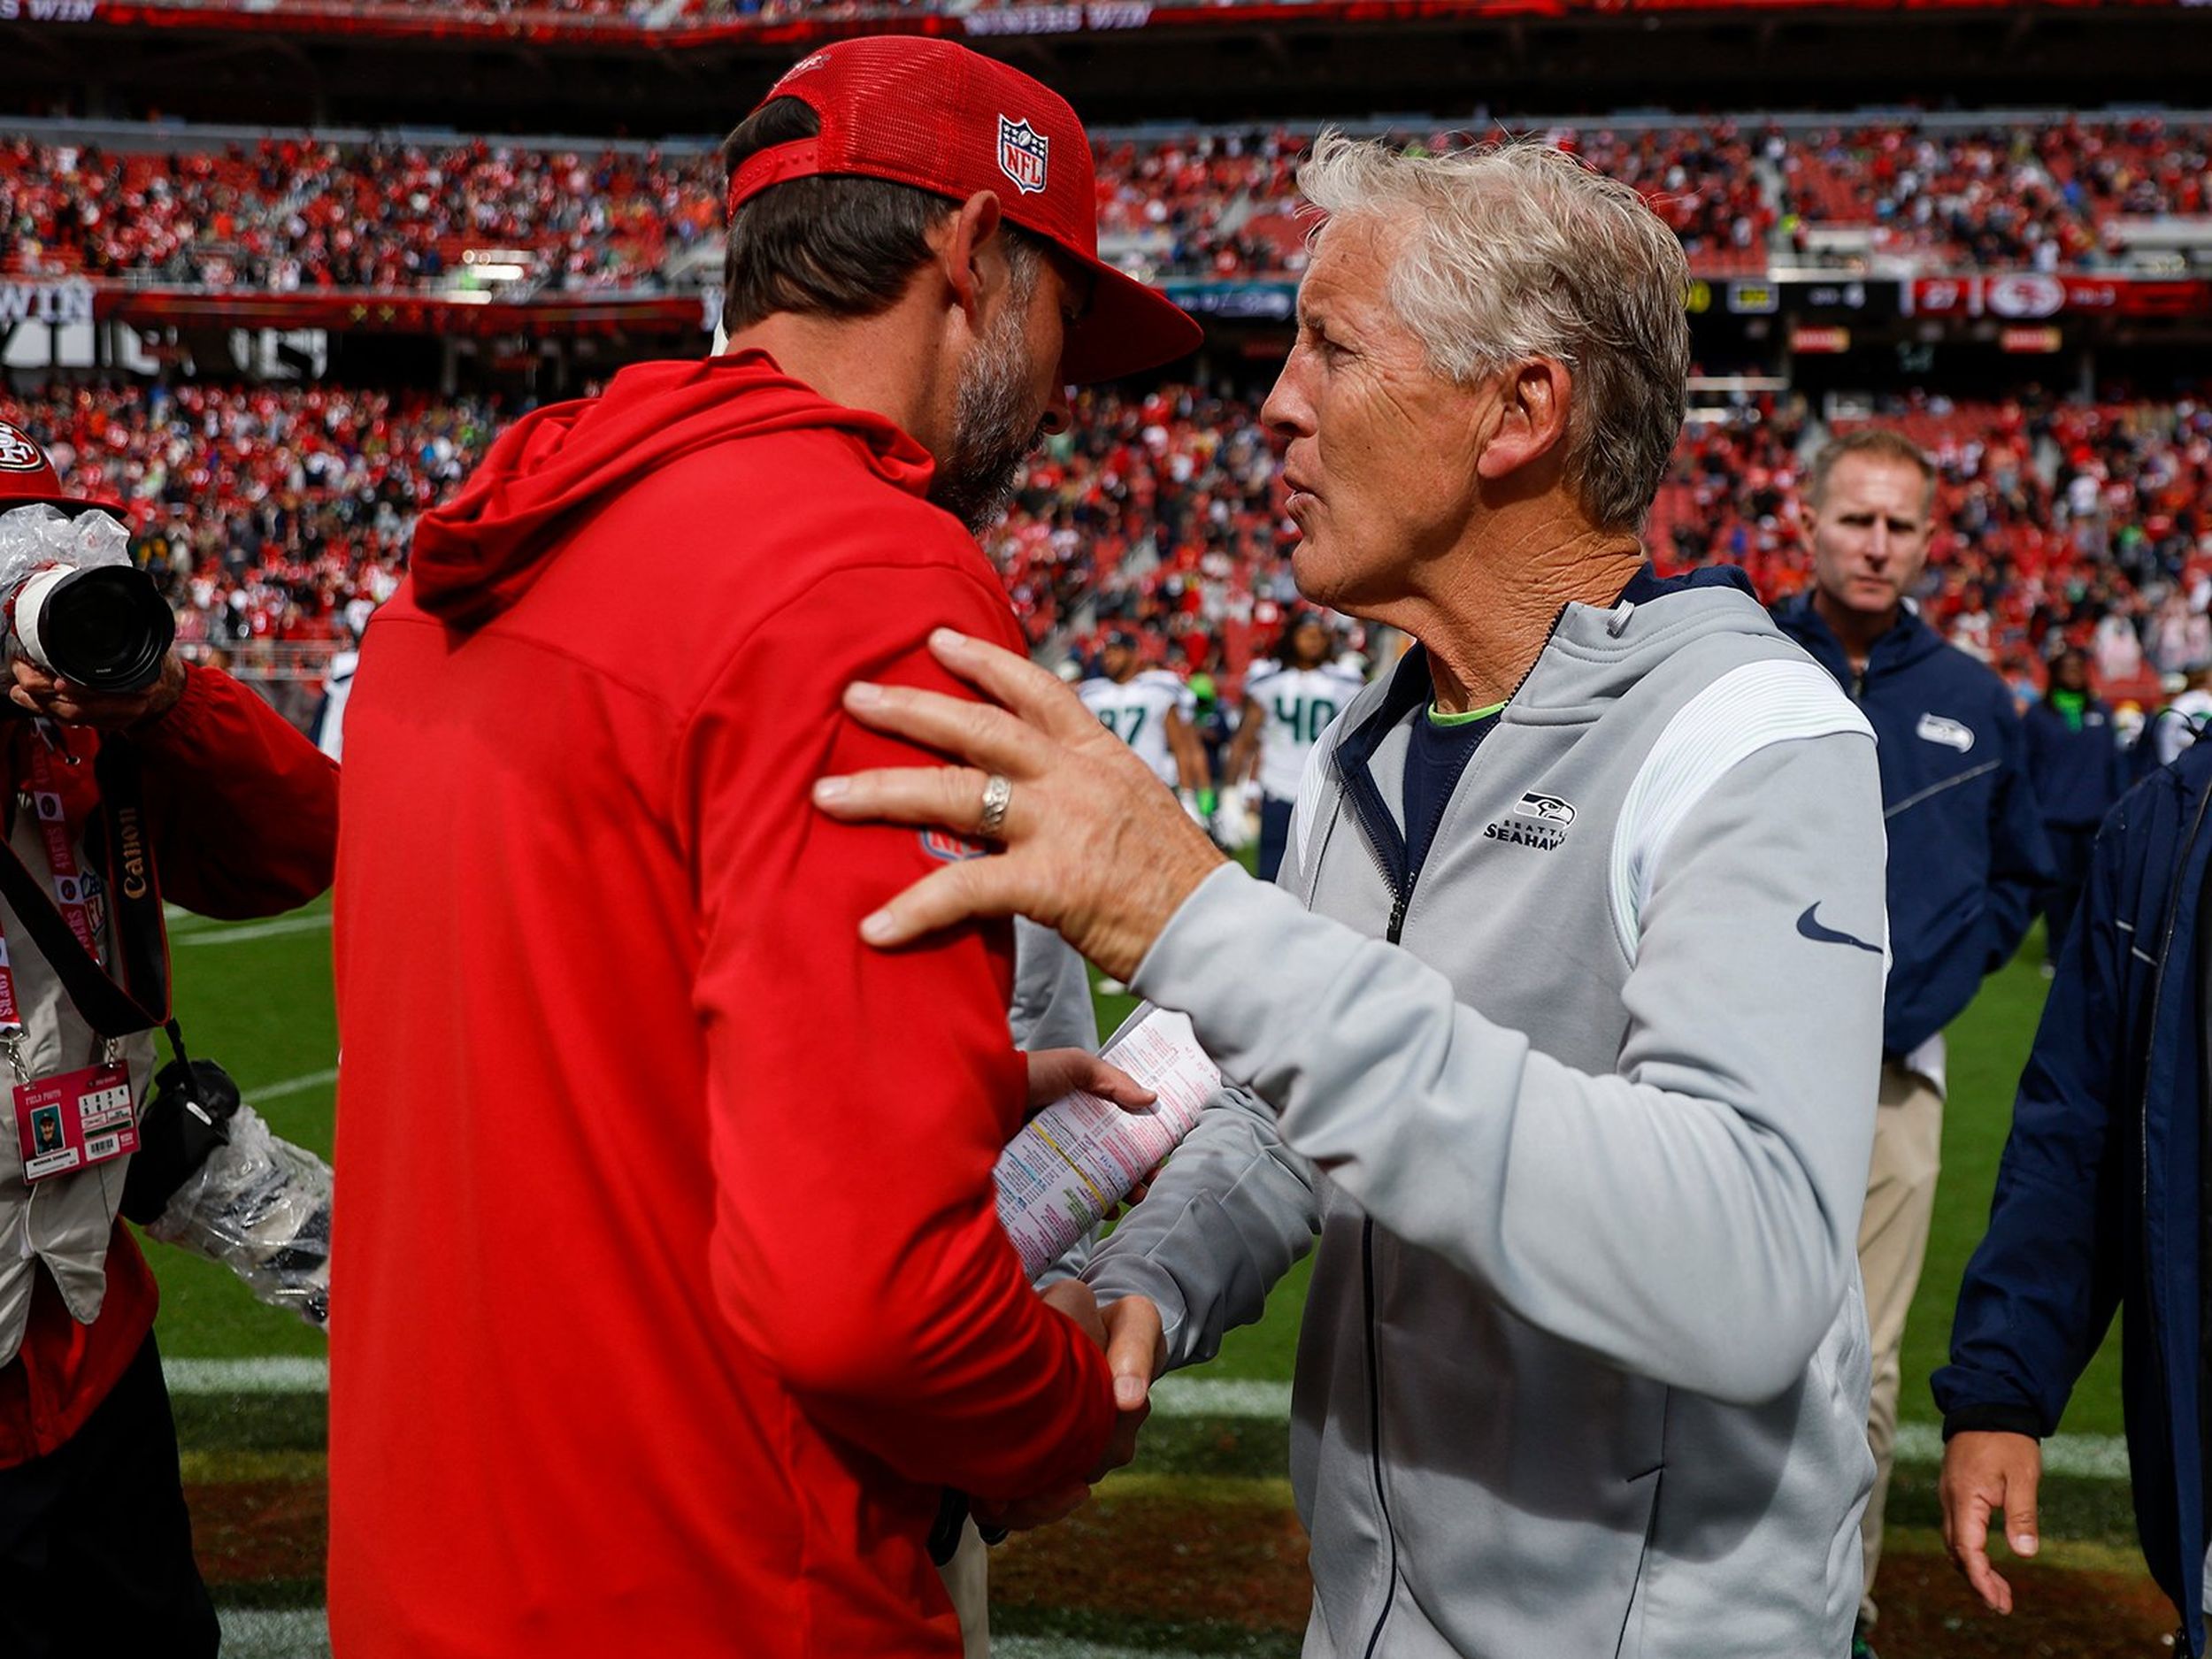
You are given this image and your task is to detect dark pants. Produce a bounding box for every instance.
[0,1333,219,1659]
[2043,822,2101,961]
[1256,795,1296,884]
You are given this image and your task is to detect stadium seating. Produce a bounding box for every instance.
[1780,119,2212,272]
[1660,393,2212,698]
[0,136,720,294]
[8,119,2208,296]
[9,379,2208,703]
[10,381,501,646]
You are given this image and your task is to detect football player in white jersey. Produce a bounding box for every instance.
[1078,628,1212,816]
[1230,609,1367,879]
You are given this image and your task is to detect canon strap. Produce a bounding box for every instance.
[0,733,178,1048]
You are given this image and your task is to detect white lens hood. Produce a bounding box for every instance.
[12,564,77,675]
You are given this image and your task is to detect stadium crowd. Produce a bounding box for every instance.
[8,381,500,646]
[7,377,2212,700]
[0,136,720,293]
[1656,391,2212,697]
[6,116,2208,295]
[1780,118,2212,269]
[174,0,937,25]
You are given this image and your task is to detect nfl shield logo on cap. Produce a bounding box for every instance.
[996,116,1049,196]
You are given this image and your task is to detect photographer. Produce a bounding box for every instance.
[0,417,338,1658]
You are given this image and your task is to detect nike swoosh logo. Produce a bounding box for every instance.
[1796,904,1883,955]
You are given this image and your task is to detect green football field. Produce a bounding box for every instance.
[1089,939,2118,1429]
[158,903,2109,1427]
[154,899,2146,1655]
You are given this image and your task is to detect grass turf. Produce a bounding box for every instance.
[150,896,336,1362]
[1099,930,2108,1431]
[153,898,2145,1632]
[153,897,2108,1428]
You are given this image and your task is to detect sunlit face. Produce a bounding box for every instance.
[1261,214,1489,616]
[930,246,1083,534]
[1805,452,1935,622]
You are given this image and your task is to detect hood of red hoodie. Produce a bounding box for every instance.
[411,351,938,627]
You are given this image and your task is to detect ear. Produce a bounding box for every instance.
[940,190,1009,325]
[1794,490,1823,543]
[1473,357,1573,482]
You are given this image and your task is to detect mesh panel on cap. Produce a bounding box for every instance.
[764,38,1098,261]
[731,36,1201,383]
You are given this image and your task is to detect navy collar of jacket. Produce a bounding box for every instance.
[1775,590,1946,682]
[1331,562,1757,895]
[1331,642,1439,898]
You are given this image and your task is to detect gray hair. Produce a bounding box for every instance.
[1298,132,1691,533]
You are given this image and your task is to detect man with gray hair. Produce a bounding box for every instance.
[814,133,1892,1655]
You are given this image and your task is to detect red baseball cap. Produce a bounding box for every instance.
[0,419,127,519]
[727,37,1202,384]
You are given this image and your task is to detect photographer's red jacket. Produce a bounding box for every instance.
[330,354,1115,1659]
[0,663,340,1467]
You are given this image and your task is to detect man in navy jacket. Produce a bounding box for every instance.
[1776,427,2054,1655]
[1936,739,2212,1655]
[2023,646,2131,959]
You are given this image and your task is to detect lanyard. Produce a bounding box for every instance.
[0,741,89,1037]
[0,728,176,1048]
[27,746,96,960]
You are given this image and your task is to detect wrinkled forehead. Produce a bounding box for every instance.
[1302,206,1409,285]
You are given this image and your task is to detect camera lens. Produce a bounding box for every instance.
[12,565,176,693]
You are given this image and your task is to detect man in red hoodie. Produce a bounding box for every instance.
[330,37,1200,1659]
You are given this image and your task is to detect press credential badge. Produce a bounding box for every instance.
[16,1060,135,1182]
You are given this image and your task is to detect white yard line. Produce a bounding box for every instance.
[175,914,332,947]
[165,1356,327,1394]
[158,1363,2133,1480]
[1149,1376,1294,1418]
[211,1615,1199,1659]
[218,1609,330,1659]
[249,1067,339,1102]
[1150,1379,2131,1474]
[999,1641,1210,1659]
[1892,1418,2131,1479]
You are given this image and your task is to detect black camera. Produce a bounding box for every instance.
[7,561,175,693]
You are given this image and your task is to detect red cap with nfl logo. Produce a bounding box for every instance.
[0,419,127,519]
[726,37,1203,384]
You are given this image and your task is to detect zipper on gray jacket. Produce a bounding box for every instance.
[1354,900,1414,1659]
[1333,611,1561,1658]
[1358,1215,1398,1659]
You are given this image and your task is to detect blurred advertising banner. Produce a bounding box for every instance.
[1902,274,2212,319]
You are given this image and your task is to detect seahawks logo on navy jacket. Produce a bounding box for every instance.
[1483,791,1578,851]
[1915,713,1975,753]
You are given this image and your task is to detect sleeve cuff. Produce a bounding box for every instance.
[1942,1403,2047,1441]
[1129,862,1299,1022]
[1081,1250,1194,1360]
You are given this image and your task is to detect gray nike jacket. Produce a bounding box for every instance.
[1085,582,1888,1657]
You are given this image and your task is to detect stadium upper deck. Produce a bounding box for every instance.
[4,114,2208,312]
[7,0,2210,128]
[4,0,2183,44]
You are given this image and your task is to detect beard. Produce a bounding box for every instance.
[930,299,1048,535]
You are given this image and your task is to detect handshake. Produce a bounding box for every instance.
[980,1281,1165,1534]
[964,1034,1199,1535]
